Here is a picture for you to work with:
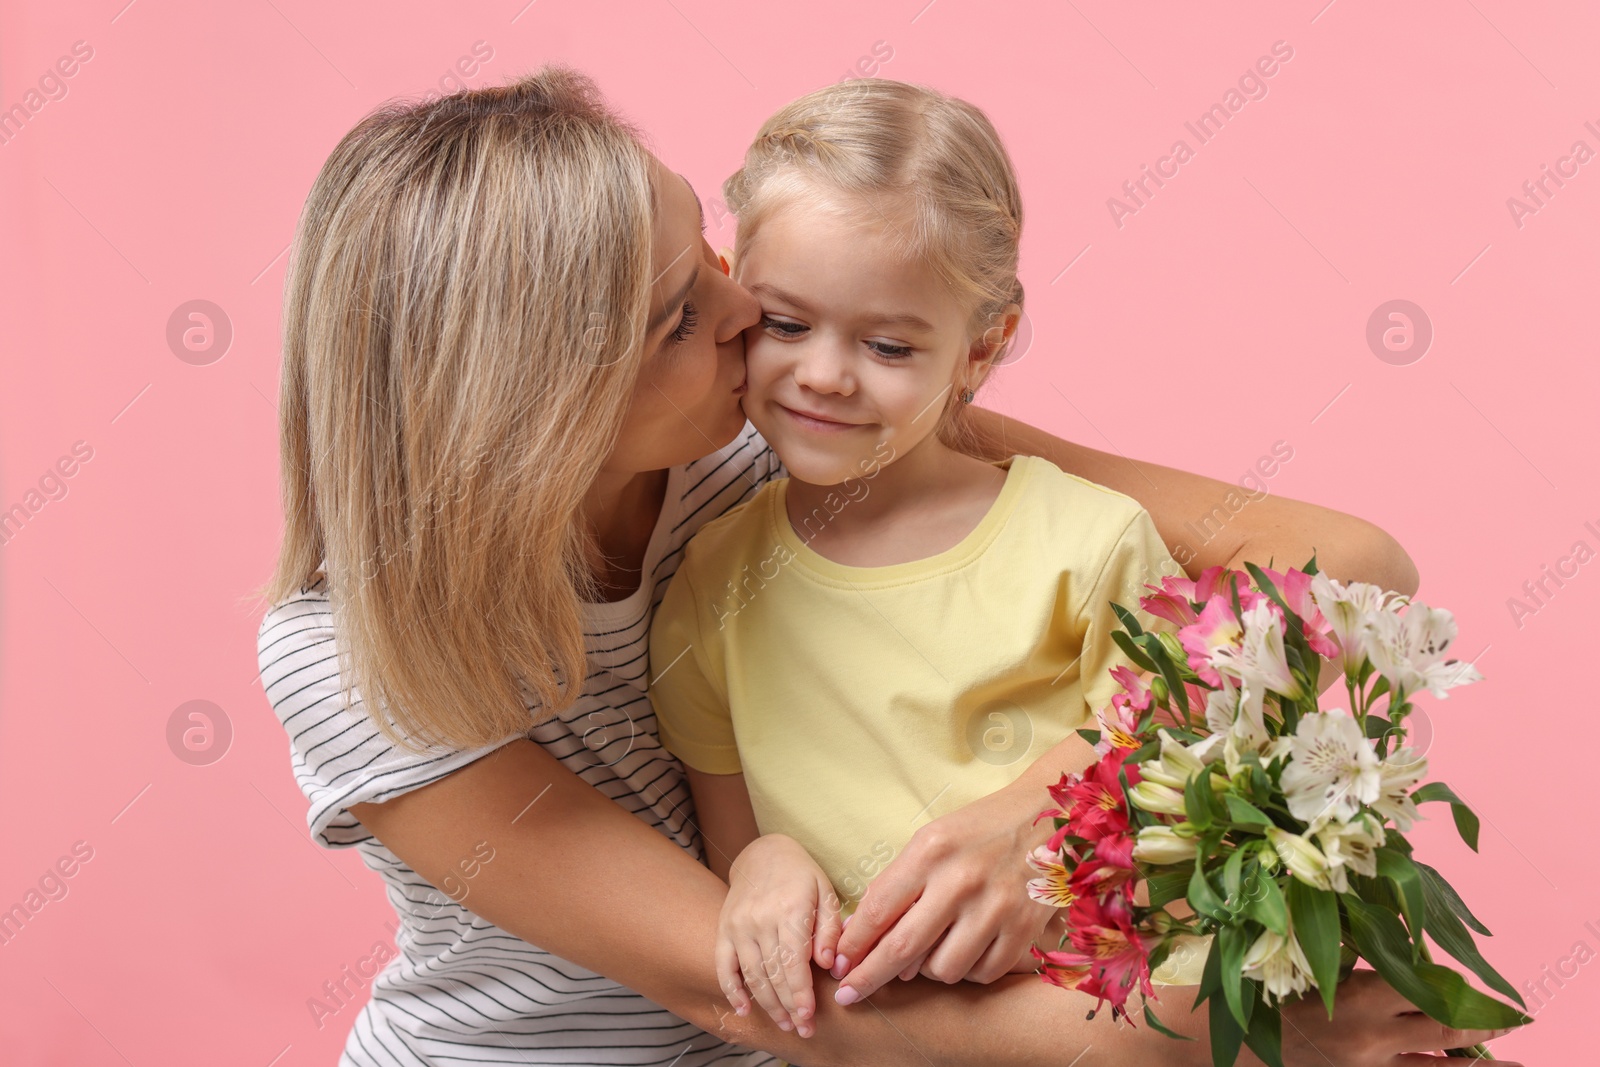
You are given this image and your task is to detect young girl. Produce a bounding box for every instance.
[648,79,1205,1043]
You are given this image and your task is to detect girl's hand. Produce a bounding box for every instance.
[830,785,1055,1003]
[718,833,843,1040]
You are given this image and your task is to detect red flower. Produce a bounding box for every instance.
[1034,893,1158,1019]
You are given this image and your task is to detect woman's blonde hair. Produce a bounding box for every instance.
[264,67,656,751]
[723,79,1024,446]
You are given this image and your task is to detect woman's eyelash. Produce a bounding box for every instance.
[669,302,699,345]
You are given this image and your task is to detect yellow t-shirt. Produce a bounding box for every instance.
[650,454,1207,986]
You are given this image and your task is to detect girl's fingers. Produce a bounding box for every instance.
[739,938,793,1032]
[779,928,816,1037]
[715,939,752,1017]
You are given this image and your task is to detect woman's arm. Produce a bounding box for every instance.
[962,406,1420,596]
[350,736,1518,1066]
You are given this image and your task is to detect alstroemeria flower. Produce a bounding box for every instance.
[1310,574,1404,679]
[1026,845,1075,907]
[1062,749,1139,842]
[1266,826,1336,891]
[1364,602,1483,701]
[1178,597,1243,686]
[1241,918,1317,1005]
[1260,566,1342,660]
[1369,745,1429,831]
[1036,892,1159,1019]
[1279,708,1381,828]
[1315,812,1385,892]
[1093,675,1147,757]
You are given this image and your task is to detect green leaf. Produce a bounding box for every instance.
[1286,878,1340,1019]
[1112,601,1144,637]
[1076,728,1102,748]
[1418,865,1522,1006]
[1113,630,1158,673]
[1365,713,1392,741]
[1415,861,1491,936]
[1345,898,1531,1030]
[1302,553,1319,577]
[1155,640,1192,717]
[1209,986,1244,1067]
[1194,929,1223,1010]
[1414,782,1481,852]
[1245,562,1288,617]
[1224,795,1274,829]
[1190,859,1228,921]
[1240,981,1285,1067]
[1218,923,1253,1030]
[1148,869,1192,909]
[1143,1002,1196,1042]
[1185,770,1217,831]
[1223,848,1246,902]
[1244,867,1289,937]
[1376,848,1426,953]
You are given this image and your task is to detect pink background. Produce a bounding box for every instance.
[1,0,1594,1062]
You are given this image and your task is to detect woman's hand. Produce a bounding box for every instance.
[829,783,1057,1003]
[719,833,843,1039]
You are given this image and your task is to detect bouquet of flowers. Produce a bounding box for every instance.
[1026,559,1530,1067]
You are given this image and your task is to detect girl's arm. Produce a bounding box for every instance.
[962,406,1420,596]
[350,737,1518,1066]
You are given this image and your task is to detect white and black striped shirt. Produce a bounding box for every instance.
[258,423,784,1066]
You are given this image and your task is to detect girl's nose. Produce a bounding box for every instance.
[792,342,855,396]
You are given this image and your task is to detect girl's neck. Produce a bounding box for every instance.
[784,435,1009,567]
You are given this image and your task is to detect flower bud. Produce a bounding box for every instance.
[1129,781,1188,816]
[1266,827,1334,891]
[1133,825,1199,865]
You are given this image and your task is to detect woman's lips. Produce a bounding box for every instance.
[778,402,862,433]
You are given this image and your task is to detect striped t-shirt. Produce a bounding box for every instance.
[257,422,784,1067]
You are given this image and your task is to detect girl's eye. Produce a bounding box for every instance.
[669,302,699,345]
[867,340,913,360]
[761,315,806,337]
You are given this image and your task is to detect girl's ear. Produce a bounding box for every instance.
[964,303,1023,393]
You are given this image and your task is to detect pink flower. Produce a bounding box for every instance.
[1261,566,1341,659]
[1178,597,1245,685]
[1094,671,1149,756]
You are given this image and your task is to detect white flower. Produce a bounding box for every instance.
[1199,675,1272,776]
[1242,918,1317,1004]
[1369,745,1429,831]
[1310,574,1403,678]
[1266,827,1335,891]
[1133,825,1199,865]
[1364,602,1483,701]
[1280,708,1382,828]
[1139,728,1221,790]
[1314,812,1386,893]
[1237,600,1304,698]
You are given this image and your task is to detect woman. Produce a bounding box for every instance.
[258,68,1522,1066]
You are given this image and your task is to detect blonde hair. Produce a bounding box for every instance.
[264,67,657,751]
[723,79,1024,446]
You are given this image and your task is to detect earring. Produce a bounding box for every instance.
[959,388,975,404]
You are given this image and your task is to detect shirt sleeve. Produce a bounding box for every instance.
[648,562,743,775]
[1076,506,1184,717]
[257,584,523,849]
